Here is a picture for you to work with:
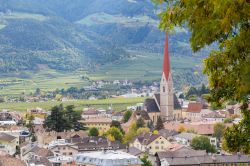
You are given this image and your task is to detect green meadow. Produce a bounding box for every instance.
[0,97,146,112]
[0,51,203,96]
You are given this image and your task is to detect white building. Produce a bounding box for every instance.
[74,150,143,166]
[0,133,19,155]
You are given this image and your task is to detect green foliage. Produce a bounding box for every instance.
[88,127,99,137]
[123,123,138,144]
[223,106,250,154]
[136,117,145,128]
[104,127,123,142]
[110,120,124,134]
[213,122,226,141]
[137,127,150,135]
[223,118,233,123]
[123,110,132,123]
[44,104,81,132]
[191,136,216,153]
[141,155,153,166]
[155,117,164,130]
[155,0,250,154]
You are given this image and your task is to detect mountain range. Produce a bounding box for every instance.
[0,0,209,88]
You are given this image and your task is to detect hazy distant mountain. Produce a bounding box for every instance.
[0,0,208,73]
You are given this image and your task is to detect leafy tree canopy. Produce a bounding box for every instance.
[104,127,123,142]
[191,136,216,153]
[88,127,99,137]
[44,104,82,132]
[141,155,153,166]
[154,0,250,154]
[123,110,132,123]
[213,122,226,141]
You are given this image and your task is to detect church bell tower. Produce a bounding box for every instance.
[160,33,174,121]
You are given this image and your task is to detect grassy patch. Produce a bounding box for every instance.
[2,12,47,21]
[0,97,146,112]
[77,12,158,27]
[0,51,203,96]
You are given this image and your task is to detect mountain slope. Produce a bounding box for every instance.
[0,0,208,88]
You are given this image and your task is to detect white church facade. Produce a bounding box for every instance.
[143,33,182,123]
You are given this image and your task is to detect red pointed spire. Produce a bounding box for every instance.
[163,33,171,80]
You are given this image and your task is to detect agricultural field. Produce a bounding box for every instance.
[0,12,47,21]
[0,97,146,112]
[0,51,203,96]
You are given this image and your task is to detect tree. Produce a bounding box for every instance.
[110,120,124,134]
[213,122,226,141]
[89,127,99,136]
[137,127,150,135]
[155,117,164,130]
[123,110,132,123]
[223,124,250,154]
[105,127,123,142]
[178,125,186,133]
[191,136,216,153]
[44,104,81,132]
[186,87,198,99]
[136,117,145,128]
[141,155,153,166]
[44,105,65,132]
[154,0,250,154]
[123,123,138,144]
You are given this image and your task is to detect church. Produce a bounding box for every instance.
[143,33,182,123]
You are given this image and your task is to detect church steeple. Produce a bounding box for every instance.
[160,33,174,121]
[162,33,171,80]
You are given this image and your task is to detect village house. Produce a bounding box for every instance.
[130,132,171,155]
[0,133,18,155]
[111,111,124,121]
[21,143,54,166]
[202,111,226,122]
[81,108,112,119]
[164,122,233,136]
[183,102,212,121]
[127,147,144,158]
[36,131,87,146]
[77,136,126,153]
[49,139,78,156]
[156,146,206,165]
[157,153,250,166]
[173,132,199,146]
[80,118,112,134]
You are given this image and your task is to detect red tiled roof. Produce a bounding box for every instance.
[163,33,171,80]
[187,103,203,113]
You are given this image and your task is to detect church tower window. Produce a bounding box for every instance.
[163,86,165,92]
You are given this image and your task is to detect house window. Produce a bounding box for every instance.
[155,141,159,144]
[155,146,159,150]
[161,141,164,144]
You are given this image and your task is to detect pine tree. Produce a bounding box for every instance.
[155,117,164,130]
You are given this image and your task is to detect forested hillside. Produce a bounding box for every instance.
[0,0,209,87]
